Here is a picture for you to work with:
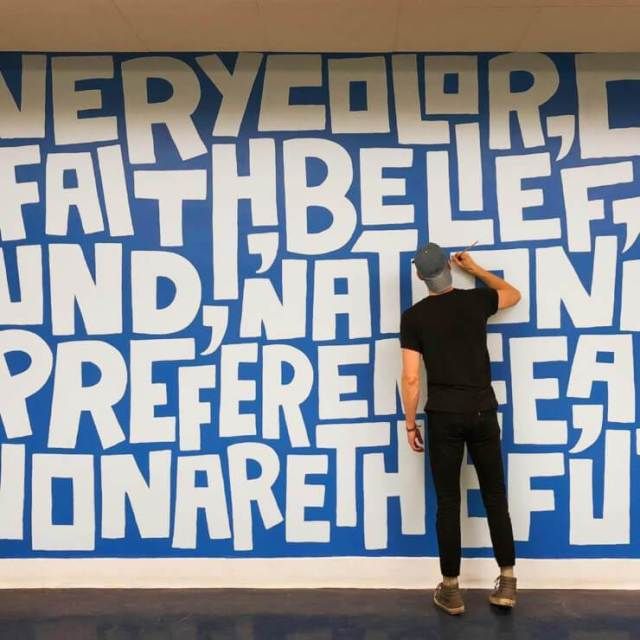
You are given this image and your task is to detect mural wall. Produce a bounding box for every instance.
[0,52,638,561]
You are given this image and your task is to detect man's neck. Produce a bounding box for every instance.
[429,286,454,296]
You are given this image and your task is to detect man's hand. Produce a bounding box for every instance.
[452,250,479,275]
[406,423,424,452]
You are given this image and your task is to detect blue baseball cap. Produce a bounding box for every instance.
[412,242,452,292]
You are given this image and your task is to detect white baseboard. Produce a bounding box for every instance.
[0,557,639,589]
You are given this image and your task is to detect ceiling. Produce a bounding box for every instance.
[1,0,639,52]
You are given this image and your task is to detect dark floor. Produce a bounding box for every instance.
[0,589,638,640]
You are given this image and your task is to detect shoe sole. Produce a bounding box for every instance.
[489,596,515,608]
[433,593,465,615]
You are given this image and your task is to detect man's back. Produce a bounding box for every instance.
[400,287,498,412]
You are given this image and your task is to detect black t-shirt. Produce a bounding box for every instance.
[400,287,499,413]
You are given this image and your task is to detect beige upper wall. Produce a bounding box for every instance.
[1,0,640,52]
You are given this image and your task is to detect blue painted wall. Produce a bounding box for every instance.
[0,52,638,560]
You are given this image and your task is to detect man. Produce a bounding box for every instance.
[400,242,521,616]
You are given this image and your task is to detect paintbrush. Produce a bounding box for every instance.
[453,240,478,258]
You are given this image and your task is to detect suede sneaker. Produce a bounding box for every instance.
[433,582,465,615]
[489,575,517,608]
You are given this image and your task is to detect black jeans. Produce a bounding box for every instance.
[426,408,516,578]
